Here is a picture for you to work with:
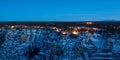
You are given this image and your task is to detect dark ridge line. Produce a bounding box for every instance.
[0,21,120,22]
[0,21,120,27]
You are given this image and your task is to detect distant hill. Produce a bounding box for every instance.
[102,19,119,22]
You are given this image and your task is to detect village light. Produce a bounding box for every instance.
[62,31,66,35]
[86,22,93,25]
[71,27,80,35]
[11,25,15,29]
[92,28,97,31]
[72,31,79,35]
[85,30,89,32]
[56,29,60,32]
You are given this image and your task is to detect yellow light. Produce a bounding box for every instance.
[72,31,79,35]
[85,30,89,32]
[11,26,15,29]
[62,31,66,35]
[71,27,80,35]
[86,22,93,25]
[92,28,97,31]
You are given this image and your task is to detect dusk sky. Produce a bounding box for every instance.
[0,0,120,21]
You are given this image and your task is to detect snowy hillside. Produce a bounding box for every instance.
[0,26,120,60]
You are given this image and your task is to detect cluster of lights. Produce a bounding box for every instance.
[8,25,100,36]
[52,27,67,35]
[53,27,61,32]
[72,31,79,35]
[71,27,80,35]
[9,25,46,29]
[86,22,93,25]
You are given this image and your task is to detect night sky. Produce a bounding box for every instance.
[0,0,120,21]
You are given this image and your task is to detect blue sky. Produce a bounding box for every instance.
[0,0,120,21]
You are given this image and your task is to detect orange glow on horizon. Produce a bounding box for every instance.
[86,22,93,25]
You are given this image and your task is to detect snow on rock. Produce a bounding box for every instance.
[0,27,120,60]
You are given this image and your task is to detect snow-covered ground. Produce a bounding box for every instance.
[0,27,120,60]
